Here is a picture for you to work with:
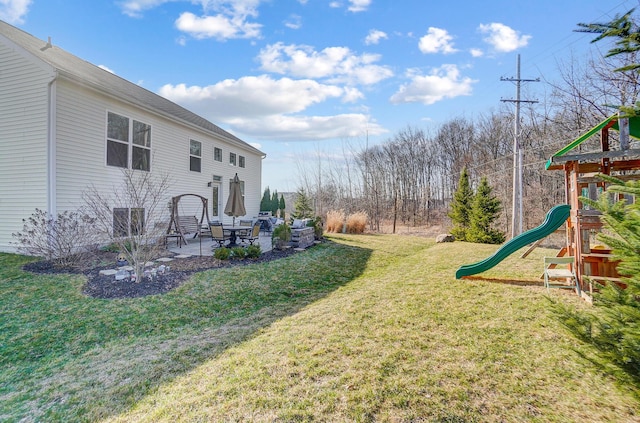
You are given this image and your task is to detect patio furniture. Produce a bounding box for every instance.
[544,256,580,295]
[238,219,253,237]
[210,223,230,247]
[240,221,261,245]
[223,224,252,247]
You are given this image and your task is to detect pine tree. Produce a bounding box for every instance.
[555,175,640,385]
[448,167,473,241]
[260,187,271,212]
[577,9,640,116]
[279,194,286,219]
[467,177,505,244]
[292,188,314,219]
[271,191,279,216]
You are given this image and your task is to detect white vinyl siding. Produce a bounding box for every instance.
[0,42,52,251]
[0,26,264,252]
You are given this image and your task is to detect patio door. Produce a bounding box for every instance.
[211,175,222,222]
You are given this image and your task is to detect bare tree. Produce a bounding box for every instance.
[83,169,172,281]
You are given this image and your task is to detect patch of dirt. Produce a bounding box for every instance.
[23,247,301,299]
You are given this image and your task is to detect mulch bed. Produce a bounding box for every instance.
[23,247,301,299]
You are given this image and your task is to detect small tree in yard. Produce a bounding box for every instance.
[83,170,172,281]
[279,194,286,219]
[260,187,271,212]
[467,177,505,244]
[12,208,99,270]
[448,167,473,241]
[292,187,314,219]
[554,176,640,386]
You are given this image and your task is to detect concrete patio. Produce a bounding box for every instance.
[166,231,273,256]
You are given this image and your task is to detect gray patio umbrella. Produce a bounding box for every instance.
[224,173,246,225]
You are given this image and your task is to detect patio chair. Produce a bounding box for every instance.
[210,223,230,247]
[238,219,253,237]
[543,256,580,295]
[240,221,261,245]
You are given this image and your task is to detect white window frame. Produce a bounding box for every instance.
[229,152,237,166]
[239,155,245,168]
[214,147,222,162]
[106,111,151,171]
[190,139,202,172]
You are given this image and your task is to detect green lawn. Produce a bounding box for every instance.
[1,234,638,422]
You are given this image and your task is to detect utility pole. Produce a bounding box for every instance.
[501,54,539,238]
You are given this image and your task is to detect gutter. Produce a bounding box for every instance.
[47,73,58,216]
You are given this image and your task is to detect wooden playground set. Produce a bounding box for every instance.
[457,114,640,301]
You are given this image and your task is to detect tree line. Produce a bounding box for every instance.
[293,17,640,235]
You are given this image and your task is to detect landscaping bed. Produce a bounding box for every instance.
[23,247,300,299]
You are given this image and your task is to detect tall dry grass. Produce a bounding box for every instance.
[326,210,345,233]
[345,211,367,234]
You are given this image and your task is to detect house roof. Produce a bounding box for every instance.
[0,20,264,157]
[545,114,640,170]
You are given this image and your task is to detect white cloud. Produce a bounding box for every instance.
[478,22,531,53]
[365,29,388,45]
[348,0,371,12]
[159,75,383,141]
[228,113,384,140]
[160,75,344,118]
[418,27,457,54]
[258,42,393,85]
[0,0,32,24]
[120,1,263,40]
[175,11,261,40]
[284,14,302,29]
[390,64,476,105]
[329,1,340,8]
[118,0,173,18]
[470,48,483,57]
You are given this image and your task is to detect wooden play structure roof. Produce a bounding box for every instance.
[546,114,640,171]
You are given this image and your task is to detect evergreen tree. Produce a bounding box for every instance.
[279,194,286,219]
[271,191,279,216]
[555,175,640,385]
[467,177,505,244]
[260,187,271,212]
[577,9,640,116]
[448,167,473,241]
[292,188,314,219]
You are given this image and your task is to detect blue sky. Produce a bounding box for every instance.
[1,0,636,191]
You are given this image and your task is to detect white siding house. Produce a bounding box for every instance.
[0,20,265,253]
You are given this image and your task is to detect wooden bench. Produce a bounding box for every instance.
[177,216,201,242]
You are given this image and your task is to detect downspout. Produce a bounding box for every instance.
[47,74,57,216]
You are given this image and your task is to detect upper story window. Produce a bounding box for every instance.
[214,147,222,162]
[239,155,245,168]
[190,139,202,172]
[229,152,237,166]
[107,112,151,171]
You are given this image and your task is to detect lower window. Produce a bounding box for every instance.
[113,208,145,236]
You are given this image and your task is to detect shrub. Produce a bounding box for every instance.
[326,210,345,233]
[308,216,324,240]
[246,244,261,258]
[272,223,291,249]
[231,246,247,259]
[345,211,367,234]
[214,247,230,260]
[12,208,99,270]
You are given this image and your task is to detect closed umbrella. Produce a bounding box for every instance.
[224,173,246,225]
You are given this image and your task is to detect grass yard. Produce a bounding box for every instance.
[1,234,639,422]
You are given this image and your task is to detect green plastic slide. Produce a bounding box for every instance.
[455,204,570,279]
